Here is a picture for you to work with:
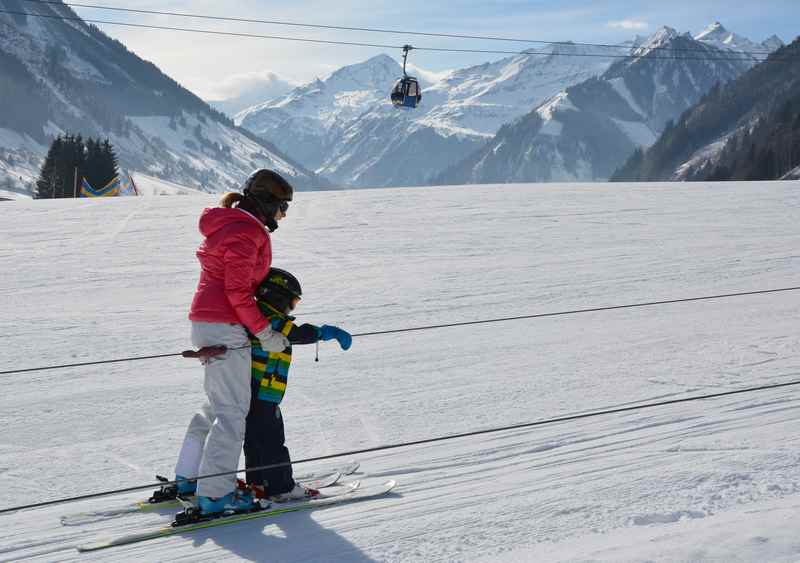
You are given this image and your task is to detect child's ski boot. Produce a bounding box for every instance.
[268,482,320,503]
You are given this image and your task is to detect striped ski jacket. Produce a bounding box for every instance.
[250,302,319,404]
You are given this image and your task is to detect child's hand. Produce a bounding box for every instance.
[318,325,352,350]
[255,327,290,352]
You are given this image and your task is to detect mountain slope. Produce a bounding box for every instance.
[612,38,800,181]
[0,0,325,192]
[435,25,779,184]
[239,44,624,187]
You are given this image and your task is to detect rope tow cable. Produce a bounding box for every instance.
[351,285,800,337]
[1,376,799,515]
[3,286,799,376]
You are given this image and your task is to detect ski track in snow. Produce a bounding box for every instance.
[1,181,800,561]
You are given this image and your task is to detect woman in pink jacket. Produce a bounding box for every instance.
[174,169,294,516]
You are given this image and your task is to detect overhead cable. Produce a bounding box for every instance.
[1,376,798,515]
[21,0,779,57]
[0,8,789,63]
[2,285,799,376]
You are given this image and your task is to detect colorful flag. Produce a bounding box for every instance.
[118,172,139,196]
[79,177,120,197]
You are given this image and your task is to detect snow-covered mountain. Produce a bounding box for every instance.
[435,25,782,184]
[612,38,800,182]
[238,44,626,187]
[237,54,403,176]
[0,0,325,193]
[695,21,784,57]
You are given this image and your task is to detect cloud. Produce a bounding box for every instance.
[607,19,650,31]
[203,71,299,101]
[406,63,452,86]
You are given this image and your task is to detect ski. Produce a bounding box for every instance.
[61,463,357,527]
[61,472,342,527]
[294,459,360,482]
[76,480,396,553]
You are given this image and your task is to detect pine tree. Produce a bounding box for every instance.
[82,138,119,190]
[84,137,105,190]
[779,101,794,125]
[36,134,90,198]
[35,135,63,199]
[765,148,777,179]
[56,134,84,198]
[101,139,119,185]
[611,147,644,181]
[708,164,730,181]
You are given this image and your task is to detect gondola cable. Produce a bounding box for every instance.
[21,0,781,58]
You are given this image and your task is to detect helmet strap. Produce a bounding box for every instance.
[261,290,292,314]
[244,192,279,232]
[264,214,279,233]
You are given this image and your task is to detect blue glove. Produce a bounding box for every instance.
[318,325,352,350]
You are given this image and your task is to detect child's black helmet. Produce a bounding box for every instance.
[257,268,302,312]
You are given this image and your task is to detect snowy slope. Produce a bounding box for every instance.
[238,44,623,187]
[0,188,29,200]
[783,165,800,180]
[130,173,209,196]
[1,180,800,561]
[0,128,45,195]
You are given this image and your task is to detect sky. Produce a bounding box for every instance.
[65,0,800,102]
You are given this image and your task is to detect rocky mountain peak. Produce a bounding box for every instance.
[762,34,785,51]
[637,26,680,51]
[696,21,730,41]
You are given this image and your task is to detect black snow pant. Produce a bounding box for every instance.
[244,398,295,495]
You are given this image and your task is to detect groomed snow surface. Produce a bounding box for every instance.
[1,181,800,562]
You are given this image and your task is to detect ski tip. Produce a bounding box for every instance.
[76,541,112,553]
[61,515,93,527]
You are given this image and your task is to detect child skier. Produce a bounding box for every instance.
[244,267,352,501]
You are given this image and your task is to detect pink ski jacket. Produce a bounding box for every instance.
[188,207,271,335]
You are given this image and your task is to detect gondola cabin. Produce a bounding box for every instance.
[391,76,422,109]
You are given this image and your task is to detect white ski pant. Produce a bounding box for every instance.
[175,322,252,498]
